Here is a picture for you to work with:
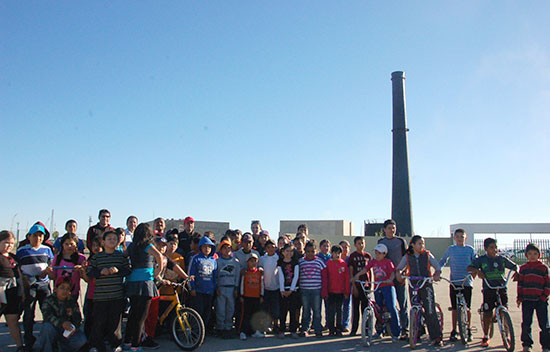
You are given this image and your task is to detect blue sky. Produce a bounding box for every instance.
[1,2,549,241]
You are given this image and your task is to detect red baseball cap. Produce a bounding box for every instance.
[183,216,194,224]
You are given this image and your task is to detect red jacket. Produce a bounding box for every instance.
[323,259,350,297]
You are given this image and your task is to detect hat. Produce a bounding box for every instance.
[28,224,46,235]
[55,276,72,288]
[242,234,253,242]
[184,216,194,224]
[155,236,167,244]
[259,230,269,237]
[374,243,388,254]
[218,239,232,252]
[165,231,178,243]
[247,253,259,261]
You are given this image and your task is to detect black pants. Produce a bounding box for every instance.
[91,298,125,351]
[125,296,152,347]
[263,289,280,333]
[191,293,213,329]
[279,291,300,333]
[23,284,51,348]
[83,298,94,339]
[240,297,260,335]
[327,293,344,332]
[351,283,368,335]
[521,299,550,349]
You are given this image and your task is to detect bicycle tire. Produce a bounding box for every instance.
[361,308,373,346]
[457,302,468,345]
[409,308,420,349]
[171,306,205,351]
[499,309,515,352]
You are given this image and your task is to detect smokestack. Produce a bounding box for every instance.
[391,71,414,236]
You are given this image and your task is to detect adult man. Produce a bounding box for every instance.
[377,219,409,339]
[177,216,198,256]
[153,217,166,236]
[86,209,115,252]
[125,215,138,246]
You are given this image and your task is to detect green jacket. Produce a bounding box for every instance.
[41,294,82,328]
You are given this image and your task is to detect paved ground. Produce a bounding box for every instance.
[0,268,545,351]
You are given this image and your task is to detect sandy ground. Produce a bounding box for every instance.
[0,267,545,352]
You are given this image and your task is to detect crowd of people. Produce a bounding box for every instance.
[0,210,549,352]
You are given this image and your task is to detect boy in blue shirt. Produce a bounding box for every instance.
[189,236,218,329]
[439,228,477,342]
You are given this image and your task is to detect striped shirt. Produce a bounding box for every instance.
[439,245,477,287]
[87,251,130,301]
[299,257,326,290]
[517,260,550,302]
[16,244,53,284]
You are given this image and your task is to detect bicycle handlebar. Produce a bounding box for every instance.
[355,280,383,293]
[441,275,473,290]
[482,270,514,290]
[402,276,433,290]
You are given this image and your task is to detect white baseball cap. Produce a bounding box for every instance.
[374,243,388,254]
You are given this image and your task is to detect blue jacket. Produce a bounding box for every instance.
[189,237,218,294]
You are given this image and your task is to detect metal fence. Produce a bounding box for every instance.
[473,238,550,265]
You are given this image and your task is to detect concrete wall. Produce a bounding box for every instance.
[296,234,453,261]
[280,220,355,237]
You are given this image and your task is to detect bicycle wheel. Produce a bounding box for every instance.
[435,303,444,332]
[409,308,421,349]
[457,302,468,345]
[498,309,515,352]
[171,306,205,351]
[361,308,374,346]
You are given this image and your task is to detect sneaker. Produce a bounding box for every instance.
[140,337,159,350]
[342,328,349,333]
[449,330,458,342]
[433,337,443,347]
[113,347,123,352]
[481,337,490,347]
[291,332,299,339]
[315,331,323,338]
[252,330,265,338]
[392,336,399,342]
[399,332,409,341]
[467,329,473,342]
[298,331,306,337]
[372,332,382,339]
[277,332,285,339]
[336,330,343,337]
[240,332,247,340]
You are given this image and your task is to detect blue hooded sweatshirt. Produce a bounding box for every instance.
[189,237,217,294]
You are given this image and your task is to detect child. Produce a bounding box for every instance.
[277,236,289,254]
[517,243,550,352]
[354,243,400,340]
[163,232,186,286]
[298,241,327,338]
[317,240,332,264]
[124,223,165,350]
[261,239,281,337]
[239,253,264,340]
[16,223,54,349]
[37,276,87,352]
[255,230,269,257]
[0,230,24,351]
[189,236,218,328]
[292,236,306,261]
[81,237,102,338]
[468,237,518,348]
[323,245,350,336]
[348,236,372,336]
[278,243,300,338]
[87,230,131,352]
[235,234,260,273]
[439,228,477,342]
[216,239,240,339]
[51,233,86,299]
[339,240,352,332]
[53,220,85,255]
[397,235,443,346]
[185,234,202,271]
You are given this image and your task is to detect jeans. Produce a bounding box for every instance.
[521,299,550,349]
[300,289,322,333]
[36,322,87,352]
[374,285,401,337]
[394,278,409,333]
[23,283,51,348]
[342,287,351,329]
[327,293,344,332]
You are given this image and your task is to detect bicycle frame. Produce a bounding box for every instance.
[356,281,385,319]
[158,280,192,331]
[403,276,433,308]
[482,270,513,333]
[441,275,472,311]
